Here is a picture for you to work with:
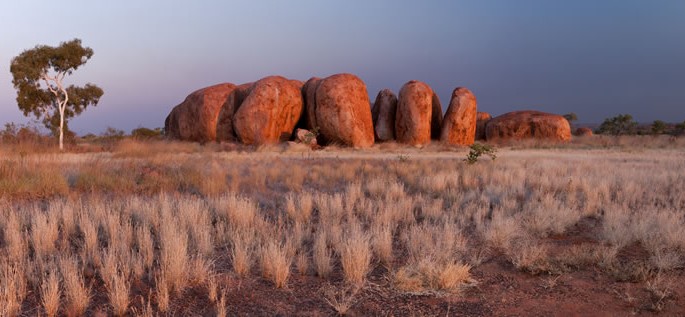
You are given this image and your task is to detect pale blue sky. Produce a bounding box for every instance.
[1,0,684,134]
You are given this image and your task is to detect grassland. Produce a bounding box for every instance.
[1,136,684,316]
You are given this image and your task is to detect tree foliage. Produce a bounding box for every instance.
[10,38,103,150]
[131,127,163,139]
[651,120,667,135]
[563,113,578,123]
[465,143,497,164]
[596,114,638,135]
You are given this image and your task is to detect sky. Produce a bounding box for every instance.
[1,0,684,135]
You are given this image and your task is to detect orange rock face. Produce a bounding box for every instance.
[395,80,435,146]
[315,73,374,148]
[475,112,492,140]
[233,76,304,145]
[440,87,477,145]
[216,82,252,142]
[485,110,571,142]
[165,83,236,142]
[574,127,594,137]
[371,89,397,142]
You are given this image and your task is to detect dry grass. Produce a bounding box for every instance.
[338,223,372,286]
[40,268,61,317]
[259,240,292,288]
[60,256,90,317]
[1,136,684,314]
[1,261,27,317]
[313,230,333,278]
[107,271,130,316]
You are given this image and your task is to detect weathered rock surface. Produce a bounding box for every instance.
[315,73,374,148]
[371,89,398,142]
[295,128,318,146]
[395,80,435,146]
[440,87,477,145]
[575,127,594,137]
[233,76,304,145]
[431,93,443,139]
[485,110,571,142]
[301,77,322,131]
[216,82,252,142]
[165,83,236,142]
[475,112,492,140]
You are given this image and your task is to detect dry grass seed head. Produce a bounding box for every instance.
[313,229,333,278]
[159,218,188,293]
[230,229,255,277]
[60,256,90,317]
[259,240,292,288]
[338,223,372,286]
[1,261,27,317]
[371,224,394,268]
[40,270,61,317]
[107,271,130,316]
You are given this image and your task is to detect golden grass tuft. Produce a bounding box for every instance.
[259,240,292,288]
[338,224,372,286]
[40,268,61,317]
[60,256,90,317]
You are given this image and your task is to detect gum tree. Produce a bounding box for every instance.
[10,39,103,150]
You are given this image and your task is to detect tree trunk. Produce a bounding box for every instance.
[59,106,65,150]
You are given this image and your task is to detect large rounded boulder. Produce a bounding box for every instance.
[475,112,492,140]
[233,76,304,145]
[395,80,436,146]
[485,110,571,142]
[371,89,398,142]
[574,127,594,137]
[440,87,477,145]
[216,82,252,142]
[315,73,374,148]
[165,83,236,142]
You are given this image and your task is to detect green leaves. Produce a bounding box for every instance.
[9,39,102,140]
[597,114,638,136]
[465,143,497,165]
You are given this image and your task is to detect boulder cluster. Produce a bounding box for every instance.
[165,73,572,147]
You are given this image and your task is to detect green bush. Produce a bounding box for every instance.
[465,143,497,164]
[131,127,162,139]
[596,114,637,135]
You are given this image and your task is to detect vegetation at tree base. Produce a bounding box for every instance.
[10,38,103,150]
[563,113,578,124]
[596,114,638,135]
[131,127,163,139]
[465,143,497,164]
[0,122,47,145]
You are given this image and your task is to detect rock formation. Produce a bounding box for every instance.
[301,77,322,131]
[295,128,318,146]
[574,127,594,137]
[232,76,304,145]
[315,73,374,148]
[371,89,397,142]
[165,83,236,142]
[440,87,477,145]
[485,110,571,142]
[475,112,492,140]
[395,80,435,146]
[431,93,443,140]
[216,82,252,142]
